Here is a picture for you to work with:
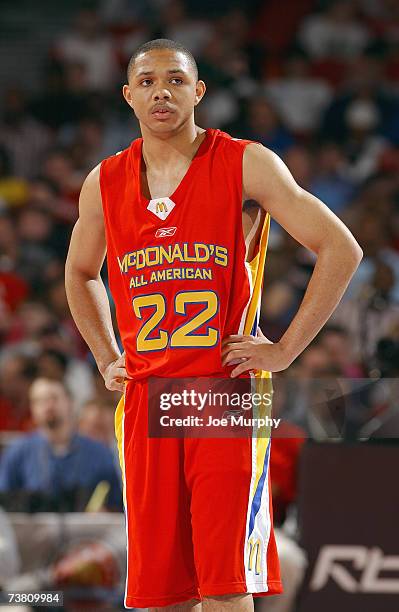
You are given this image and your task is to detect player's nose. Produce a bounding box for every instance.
[153,89,172,101]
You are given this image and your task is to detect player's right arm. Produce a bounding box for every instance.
[65,165,127,392]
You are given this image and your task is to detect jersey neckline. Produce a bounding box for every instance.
[134,128,214,212]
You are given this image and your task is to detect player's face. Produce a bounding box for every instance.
[123,49,205,134]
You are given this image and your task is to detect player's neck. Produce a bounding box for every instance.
[141,122,206,171]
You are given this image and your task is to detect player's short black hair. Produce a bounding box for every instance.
[127,38,198,82]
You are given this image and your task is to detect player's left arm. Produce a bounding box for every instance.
[222,143,363,376]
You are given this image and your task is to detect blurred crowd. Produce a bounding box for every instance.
[1,0,398,439]
[1,0,398,608]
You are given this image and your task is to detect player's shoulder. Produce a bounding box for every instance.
[211,128,257,151]
[210,129,266,168]
[98,138,140,189]
[102,142,133,165]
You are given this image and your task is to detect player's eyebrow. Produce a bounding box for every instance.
[135,68,187,78]
[135,70,154,78]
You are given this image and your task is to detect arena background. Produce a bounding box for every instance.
[0,0,398,611]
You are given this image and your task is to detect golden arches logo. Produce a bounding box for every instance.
[156,201,168,214]
[248,537,262,575]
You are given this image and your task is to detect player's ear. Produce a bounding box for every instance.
[122,84,134,109]
[194,80,206,106]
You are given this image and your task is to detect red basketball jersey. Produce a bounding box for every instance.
[100,128,268,379]
[100,129,282,606]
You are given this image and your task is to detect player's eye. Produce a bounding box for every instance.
[141,79,153,86]
[170,78,183,85]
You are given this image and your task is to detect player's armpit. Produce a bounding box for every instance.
[242,143,362,261]
[66,164,106,280]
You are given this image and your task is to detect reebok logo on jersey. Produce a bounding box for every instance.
[155,227,177,238]
[147,197,175,220]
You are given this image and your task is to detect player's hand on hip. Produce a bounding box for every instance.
[103,353,129,392]
[221,328,292,377]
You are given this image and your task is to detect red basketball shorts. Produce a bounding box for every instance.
[115,380,282,609]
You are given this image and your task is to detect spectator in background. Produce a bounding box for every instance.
[223,48,258,100]
[341,202,399,301]
[55,9,119,91]
[284,145,313,188]
[332,259,399,370]
[160,0,212,57]
[66,117,122,173]
[0,88,52,179]
[341,98,388,183]
[31,61,92,130]
[0,147,28,209]
[194,34,240,128]
[3,299,96,406]
[291,343,335,379]
[318,324,364,377]
[41,149,83,207]
[0,353,36,431]
[46,276,80,342]
[320,54,396,144]
[197,33,233,88]
[232,97,295,156]
[298,0,371,60]
[0,377,122,512]
[27,176,78,226]
[16,207,59,290]
[309,143,356,214]
[4,301,55,349]
[79,399,117,450]
[66,118,106,172]
[99,0,152,25]
[261,280,299,342]
[264,52,332,135]
[36,348,95,407]
[79,398,120,478]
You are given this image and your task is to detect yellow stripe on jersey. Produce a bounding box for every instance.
[115,394,127,508]
[244,212,273,542]
[115,395,124,473]
[252,370,272,494]
[243,212,270,342]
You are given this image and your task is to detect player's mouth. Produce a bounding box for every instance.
[151,105,174,120]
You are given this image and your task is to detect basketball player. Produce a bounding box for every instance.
[65,39,362,611]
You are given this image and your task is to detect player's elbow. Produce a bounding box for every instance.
[65,260,99,287]
[351,239,363,267]
[316,223,363,279]
[329,230,363,281]
[342,233,363,271]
